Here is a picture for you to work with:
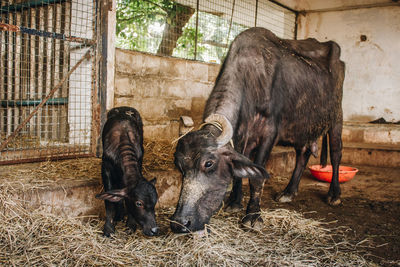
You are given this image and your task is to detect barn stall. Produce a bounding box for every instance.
[0,0,399,266]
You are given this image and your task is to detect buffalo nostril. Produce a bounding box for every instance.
[170,219,191,233]
[183,220,191,228]
[151,227,159,235]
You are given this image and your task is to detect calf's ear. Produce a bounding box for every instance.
[96,187,128,202]
[222,149,269,180]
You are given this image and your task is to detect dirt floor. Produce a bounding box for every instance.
[259,165,400,266]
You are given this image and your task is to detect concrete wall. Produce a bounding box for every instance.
[113,4,400,139]
[297,6,400,123]
[277,0,396,12]
[114,49,220,141]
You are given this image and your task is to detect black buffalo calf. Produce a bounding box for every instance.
[96,106,159,237]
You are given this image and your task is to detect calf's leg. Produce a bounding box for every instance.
[114,202,125,222]
[103,201,117,237]
[126,213,138,233]
[101,160,117,236]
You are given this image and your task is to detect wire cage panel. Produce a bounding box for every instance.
[0,0,98,164]
[116,0,296,64]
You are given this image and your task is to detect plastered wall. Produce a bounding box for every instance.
[297,6,400,122]
[114,49,220,141]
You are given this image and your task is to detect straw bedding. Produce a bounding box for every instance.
[0,140,375,266]
[1,194,374,266]
[0,140,173,190]
[0,158,101,191]
[143,140,175,172]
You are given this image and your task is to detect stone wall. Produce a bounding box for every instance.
[114,48,220,141]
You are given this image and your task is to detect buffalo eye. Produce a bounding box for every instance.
[135,201,143,208]
[204,160,214,168]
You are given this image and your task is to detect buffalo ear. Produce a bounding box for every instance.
[96,187,129,202]
[223,150,269,180]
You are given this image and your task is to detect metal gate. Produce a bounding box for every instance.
[0,0,100,164]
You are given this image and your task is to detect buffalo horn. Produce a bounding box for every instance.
[204,114,233,147]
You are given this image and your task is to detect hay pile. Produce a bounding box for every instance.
[0,142,375,266]
[0,158,101,191]
[0,190,374,266]
[143,139,175,172]
[0,139,174,190]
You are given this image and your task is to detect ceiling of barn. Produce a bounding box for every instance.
[274,0,399,12]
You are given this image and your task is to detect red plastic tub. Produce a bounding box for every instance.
[309,165,358,183]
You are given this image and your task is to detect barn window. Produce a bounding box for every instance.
[0,0,99,163]
[116,0,296,63]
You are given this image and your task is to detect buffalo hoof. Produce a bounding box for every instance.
[241,213,263,231]
[276,192,295,203]
[103,223,115,237]
[327,196,341,206]
[224,202,243,213]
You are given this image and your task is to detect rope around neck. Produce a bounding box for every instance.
[199,121,234,149]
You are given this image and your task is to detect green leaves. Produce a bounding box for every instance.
[116,0,248,62]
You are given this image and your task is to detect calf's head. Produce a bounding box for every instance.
[170,114,269,233]
[96,178,159,236]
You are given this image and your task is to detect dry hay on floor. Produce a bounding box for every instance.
[0,190,376,267]
[143,139,175,172]
[0,139,174,192]
[0,158,101,191]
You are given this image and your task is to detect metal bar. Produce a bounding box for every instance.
[226,0,236,48]
[0,97,68,107]
[0,152,95,166]
[268,0,297,14]
[96,0,108,157]
[60,0,70,142]
[294,12,298,40]
[301,2,400,13]
[194,0,199,61]
[0,0,67,13]
[255,0,258,27]
[0,22,96,45]
[0,50,92,152]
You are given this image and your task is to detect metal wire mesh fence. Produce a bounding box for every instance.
[0,0,98,164]
[116,0,296,63]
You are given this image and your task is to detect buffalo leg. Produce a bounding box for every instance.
[242,133,276,229]
[224,179,243,212]
[114,202,125,222]
[277,147,312,203]
[327,123,343,205]
[101,160,117,237]
[103,201,117,237]
[242,178,265,230]
[126,213,138,233]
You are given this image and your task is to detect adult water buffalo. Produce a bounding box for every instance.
[96,107,159,237]
[170,27,345,233]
